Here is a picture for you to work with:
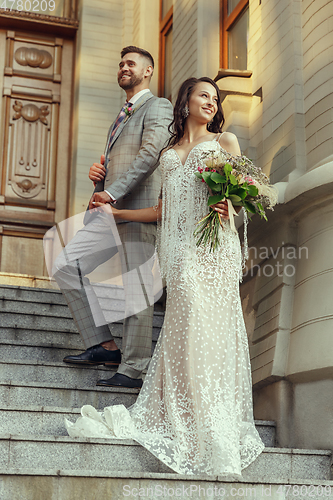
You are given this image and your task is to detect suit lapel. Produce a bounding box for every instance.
[107,91,154,150]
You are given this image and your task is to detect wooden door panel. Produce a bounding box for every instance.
[0,25,75,276]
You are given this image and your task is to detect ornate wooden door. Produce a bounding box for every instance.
[0,6,77,276]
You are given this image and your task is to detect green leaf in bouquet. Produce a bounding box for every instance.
[244,200,257,213]
[202,172,217,190]
[228,185,238,193]
[228,194,242,203]
[256,202,267,220]
[247,184,259,197]
[194,171,202,179]
[211,172,226,184]
[202,171,211,182]
[211,184,222,193]
[208,194,224,206]
[237,188,247,199]
[229,174,238,185]
[224,163,232,177]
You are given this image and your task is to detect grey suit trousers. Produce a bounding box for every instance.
[53,215,156,379]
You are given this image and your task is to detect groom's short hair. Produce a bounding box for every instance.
[121,46,155,70]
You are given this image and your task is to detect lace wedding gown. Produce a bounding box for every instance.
[65,139,265,476]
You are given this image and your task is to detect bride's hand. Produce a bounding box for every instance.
[91,202,122,220]
[210,199,229,219]
[210,200,242,219]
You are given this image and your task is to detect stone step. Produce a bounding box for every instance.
[0,298,73,319]
[1,297,128,319]
[0,323,161,348]
[0,309,164,334]
[0,434,331,481]
[0,283,128,305]
[0,380,139,409]
[1,471,332,500]
[0,405,82,437]
[0,405,277,447]
[4,471,333,500]
[0,284,66,305]
[0,329,86,351]
[0,283,164,312]
[0,338,157,364]
[0,359,119,389]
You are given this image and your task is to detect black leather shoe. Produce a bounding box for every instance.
[63,345,121,366]
[96,373,143,388]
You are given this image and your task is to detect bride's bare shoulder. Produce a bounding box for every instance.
[160,145,173,158]
[219,132,241,156]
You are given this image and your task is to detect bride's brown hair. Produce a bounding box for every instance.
[166,77,225,149]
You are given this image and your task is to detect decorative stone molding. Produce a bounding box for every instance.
[0,9,78,28]
[12,101,49,125]
[16,179,37,193]
[15,47,53,69]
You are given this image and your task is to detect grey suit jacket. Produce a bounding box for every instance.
[103,91,173,211]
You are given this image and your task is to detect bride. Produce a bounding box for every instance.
[66,77,265,477]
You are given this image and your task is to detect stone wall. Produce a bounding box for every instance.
[248,0,306,182]
[302,0,333,170]
[172,0,220,99]
[71,0,159,216]
[72,0,124,215]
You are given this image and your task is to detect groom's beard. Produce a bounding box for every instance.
[118,72,144,90]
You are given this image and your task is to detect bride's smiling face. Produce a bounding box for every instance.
[188,82,218,124]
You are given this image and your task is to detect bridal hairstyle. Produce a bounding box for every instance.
[166,77,225,149]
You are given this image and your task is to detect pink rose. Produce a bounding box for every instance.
[244,175,255,185]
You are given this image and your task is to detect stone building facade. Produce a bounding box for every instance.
[0,0,332,452]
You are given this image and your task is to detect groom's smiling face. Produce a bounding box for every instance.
[117,53,150,90]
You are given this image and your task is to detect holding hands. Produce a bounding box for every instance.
[88,191,113,211]
[88,154,112,211]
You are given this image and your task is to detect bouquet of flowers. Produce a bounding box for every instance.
[194,148,278,252]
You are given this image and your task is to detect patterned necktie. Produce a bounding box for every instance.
[108,102,132,149]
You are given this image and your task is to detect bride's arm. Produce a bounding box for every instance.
[92,198,162,222]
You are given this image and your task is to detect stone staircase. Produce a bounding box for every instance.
[0,284,332,500]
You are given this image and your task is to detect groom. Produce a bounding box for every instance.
[54,46,173,388]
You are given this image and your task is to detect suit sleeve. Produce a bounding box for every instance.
[106,98,173,202]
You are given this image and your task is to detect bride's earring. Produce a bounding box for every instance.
[182,105,189,118]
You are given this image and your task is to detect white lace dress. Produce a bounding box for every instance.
[65,140,265,477]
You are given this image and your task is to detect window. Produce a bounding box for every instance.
[159,0,173,100]
[221,0,249,70]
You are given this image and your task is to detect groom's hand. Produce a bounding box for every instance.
[89,154,106,184]
[89,191,112,211]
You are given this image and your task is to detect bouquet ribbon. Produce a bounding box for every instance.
[225,198,239,233]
